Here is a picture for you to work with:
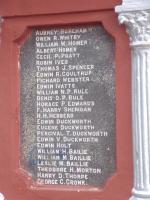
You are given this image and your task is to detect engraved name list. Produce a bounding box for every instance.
[20,25,116,187]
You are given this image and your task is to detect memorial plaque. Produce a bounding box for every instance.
[20,25,116,187]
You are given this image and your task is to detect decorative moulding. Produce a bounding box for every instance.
[116,0,150,12]
[118,11,150,46]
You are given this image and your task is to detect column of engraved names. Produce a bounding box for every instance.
[36,29,59,185]
[54,27,95,186]
[35,27,107,186]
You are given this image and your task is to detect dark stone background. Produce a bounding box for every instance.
[20,25,116,187]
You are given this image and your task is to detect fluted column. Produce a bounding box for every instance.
[116,2,150,200]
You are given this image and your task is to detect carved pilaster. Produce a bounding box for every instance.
[131,47,150,200]
[119,11,150,46]
[115,4,150,200]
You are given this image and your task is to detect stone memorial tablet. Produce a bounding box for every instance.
[20,25,116,187]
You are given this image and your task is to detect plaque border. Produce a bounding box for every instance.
[0,10,132,200]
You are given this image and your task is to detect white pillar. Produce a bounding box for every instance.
[116,1,150,200]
